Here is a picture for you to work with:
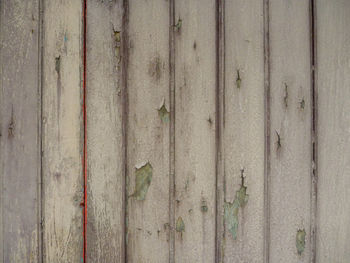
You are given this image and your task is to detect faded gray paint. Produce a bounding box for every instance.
[0,0,40,262]
[0,1,349,262]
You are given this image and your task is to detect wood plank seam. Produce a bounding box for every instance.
[169,0,176,262]
[309,0,318,262]
[215,0,225,262]
[122,0,130,262]
[83,0,87,261]
[38,0,44,261]
[263,0,271,262]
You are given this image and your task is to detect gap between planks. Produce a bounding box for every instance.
[121,0,130,262]
[38,0,44,261]
[83,0,87,261]
[215,0,225,262]
[263,0,271,262]
[309,0,318,262]
[169,0,176,262]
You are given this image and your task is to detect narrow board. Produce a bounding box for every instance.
[222,0,265,262]
[41,0,84,261]
[126,0,171,262]
[86,1,125,261]
[0,0,40,261]
[316,0,350,261]
[269,1,312,262]
[174,1,217,262]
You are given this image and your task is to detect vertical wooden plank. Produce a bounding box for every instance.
[42,0,83,262]
[269,1,312,262]
[316,1,350,261]
[174,1,216,262]
[0,1,40,262]
[222,0,265,262]
[215,0,225,261]
[85,1,124,262]
[126,0,170,262]
[169,0,176,261]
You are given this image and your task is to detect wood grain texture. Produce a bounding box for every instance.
[1,1,350,262]
[269,1,312,262]
[222,1,265,262]
[316,1,350,262]
[126,0,170,262]
[174,1,216,262]
[86,1,124,262]
[41,0,83,261]
[0,1,40,262]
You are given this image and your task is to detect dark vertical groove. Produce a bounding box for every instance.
[38,0,44,261]
[215,0,225,262]
[263,0,271,262]
[82,0,87,261]
[121,0,129,262]
[0,0,2,258]
[309,0,318,262]
[0,1,2,255]
[168,0,175,262]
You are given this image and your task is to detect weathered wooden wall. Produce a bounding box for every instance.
[1,0,349,262]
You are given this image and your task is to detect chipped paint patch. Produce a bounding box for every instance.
[224,171,248,239]
[284,83,288,108]
[207,116,213,125]
[201,200,208,212]
[8,119,15,138]
[114,30,121,45]
[296,229,306,255]
[148,56,163,81]
[174,18,182,31]
[236,69,242,89]
[275,130,282,150]
[8,107,15,138]
[55,56,61,74]
[176,217,185,233]
[131,162,152,200]
[114,30,121,63]
[158,101,169,123]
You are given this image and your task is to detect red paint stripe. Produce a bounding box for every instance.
[83,0,87,262]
